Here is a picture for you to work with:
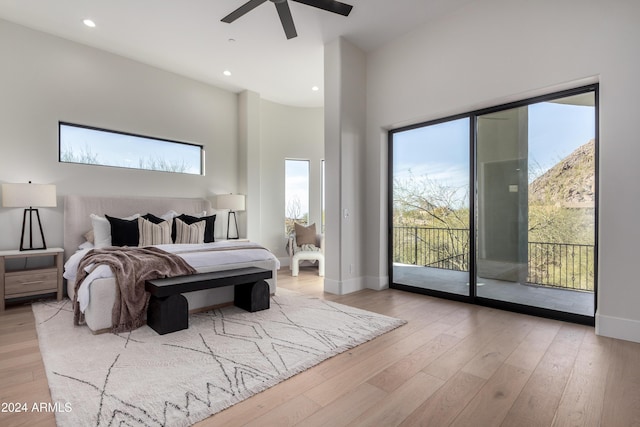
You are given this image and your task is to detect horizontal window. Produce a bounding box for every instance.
[59,122,204,175]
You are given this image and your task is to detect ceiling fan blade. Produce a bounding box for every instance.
[275,1,298,39]
[221,0,268,23]
[292,0,353,16]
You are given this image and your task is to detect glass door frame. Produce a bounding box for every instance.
[388,84,598,326]
[388,113,475,304]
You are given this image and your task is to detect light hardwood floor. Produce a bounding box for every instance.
[2,268,640,426]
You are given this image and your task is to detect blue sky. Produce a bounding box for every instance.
[285,159,310,217]
[528,102,595,173]
[285,100,596,219]
[393,117,470,188]
[393,100,596,194]
[60,124,202,174]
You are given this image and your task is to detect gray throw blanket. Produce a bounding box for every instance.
[73,247,196,333]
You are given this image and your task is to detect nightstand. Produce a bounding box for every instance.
[0,247,64,311]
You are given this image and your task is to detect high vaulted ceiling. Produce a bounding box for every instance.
[0,0,475,107]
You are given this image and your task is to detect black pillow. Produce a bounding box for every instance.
[172,214,216,243]
[142,213,166,224]
[106,215,140,247]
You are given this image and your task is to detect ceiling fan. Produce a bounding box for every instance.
[221,0,353,40]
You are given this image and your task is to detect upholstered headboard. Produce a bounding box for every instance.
[63,195,213,260]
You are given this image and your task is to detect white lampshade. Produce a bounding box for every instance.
[216,194,245,212]
[2,183,57,208]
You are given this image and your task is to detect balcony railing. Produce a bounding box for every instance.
[527,242,594,291]
[392,226,594,291]
[393,226,469,271]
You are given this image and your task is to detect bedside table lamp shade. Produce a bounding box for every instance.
[2,183,57,251]
[216,194,245,240]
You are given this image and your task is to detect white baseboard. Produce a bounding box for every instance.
[323,277,365,295]
[595,312,640,343]
[342,277,365,294]
[323,278,341,295]
[365,275,389,291]
[324,276,389,294]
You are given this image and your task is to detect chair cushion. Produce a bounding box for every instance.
[295,222,316,246]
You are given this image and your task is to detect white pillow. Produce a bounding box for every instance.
[78,241,94,250]
[160,210,178,221]
[90,213,140,248]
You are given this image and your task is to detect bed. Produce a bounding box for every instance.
[63,195,279,333]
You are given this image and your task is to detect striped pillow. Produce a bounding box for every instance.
[174,218,205,244]
[138,217,172,246]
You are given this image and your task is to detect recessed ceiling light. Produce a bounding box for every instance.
[83,19,96,28]
[312,86,320,92]
[223,70,232,76]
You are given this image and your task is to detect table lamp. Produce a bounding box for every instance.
[2,181,57,250]
[216,194,245,239]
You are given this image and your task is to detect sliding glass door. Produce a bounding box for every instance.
[476,91,596,317]
[391,117,471,297]
[389,85,597,323]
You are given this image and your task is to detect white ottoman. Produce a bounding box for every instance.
[291,251,325,277]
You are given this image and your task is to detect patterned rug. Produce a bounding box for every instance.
[32,289,406,426]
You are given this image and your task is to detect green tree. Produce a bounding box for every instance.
[393,172,469,270]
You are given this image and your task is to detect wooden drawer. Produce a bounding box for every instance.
[5,268,58,297]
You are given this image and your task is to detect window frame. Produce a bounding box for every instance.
[321,159,325,233]
[388,83,599,325]
[58,122,205,175]
[284,158,311,235]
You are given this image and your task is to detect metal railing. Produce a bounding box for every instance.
[392,226,594,291]
[527,242,594,291]
[393,226,469,271]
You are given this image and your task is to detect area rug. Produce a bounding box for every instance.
[32,289,406,426]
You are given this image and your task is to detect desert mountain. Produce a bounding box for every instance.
[529,139,595,207]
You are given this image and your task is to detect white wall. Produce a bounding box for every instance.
[238,90,261,241]
[0,19,240,250]
[258,99,324,262]
[364,0,640,342]
[1,19,325,259]
[324,38,367,294]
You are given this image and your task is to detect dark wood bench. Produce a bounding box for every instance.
[145,267,272,335]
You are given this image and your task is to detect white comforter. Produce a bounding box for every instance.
[64,241,280,313]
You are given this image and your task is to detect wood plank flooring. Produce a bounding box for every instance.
[1,267,640,426]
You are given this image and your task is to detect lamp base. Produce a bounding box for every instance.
[19,208,47,251]
[226,211,240,240]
